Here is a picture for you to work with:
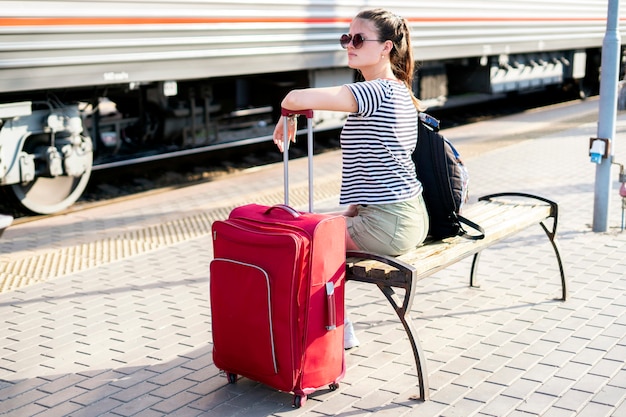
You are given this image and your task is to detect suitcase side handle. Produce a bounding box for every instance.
[264,204,301,219]
[326,282,337,331]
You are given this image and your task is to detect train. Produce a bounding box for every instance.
[0,0,620,214]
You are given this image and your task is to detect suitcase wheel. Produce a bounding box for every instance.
[329,382,340,391]
[293,394,307,408]
[226,372,238,384]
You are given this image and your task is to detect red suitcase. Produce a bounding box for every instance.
[209,109,345,408]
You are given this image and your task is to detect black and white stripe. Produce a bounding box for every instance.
[339,79,421,205]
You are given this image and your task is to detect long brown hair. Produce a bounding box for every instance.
[355,8,423,110]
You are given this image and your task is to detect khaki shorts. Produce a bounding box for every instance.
[345,194,429,256]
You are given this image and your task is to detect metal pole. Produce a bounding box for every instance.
[283,116,289,206]
[593,0,621,232]
[307,117,314,212]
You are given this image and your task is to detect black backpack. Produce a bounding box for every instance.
[413,113,484,240]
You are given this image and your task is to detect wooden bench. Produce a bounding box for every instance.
[345,192,567,401]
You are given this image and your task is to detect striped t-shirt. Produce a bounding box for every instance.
[340,79,421,205]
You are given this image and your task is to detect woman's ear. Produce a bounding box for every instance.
[383,40,394,55]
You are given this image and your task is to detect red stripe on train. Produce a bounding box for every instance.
[0,16,608,27]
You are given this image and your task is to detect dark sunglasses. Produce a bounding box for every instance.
[340,33,380,49]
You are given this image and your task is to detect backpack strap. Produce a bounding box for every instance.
[457,214,485,240]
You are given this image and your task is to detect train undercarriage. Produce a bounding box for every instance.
[0,47,604,215]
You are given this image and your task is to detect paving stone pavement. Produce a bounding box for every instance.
[1,106,626,416]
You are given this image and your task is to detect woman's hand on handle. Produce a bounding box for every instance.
[273,115,297,153]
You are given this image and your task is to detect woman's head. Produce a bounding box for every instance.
[353,8,421,108]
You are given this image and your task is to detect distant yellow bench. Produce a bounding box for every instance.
[346,192,567,401]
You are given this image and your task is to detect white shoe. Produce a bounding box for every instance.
[344,318,360,350]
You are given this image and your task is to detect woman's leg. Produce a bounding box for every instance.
[323,205,361,251]
[343,208,361,348]
[345,228,360,251]
[344,316,360,349]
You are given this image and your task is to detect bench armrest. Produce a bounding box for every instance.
[478,192,558,236]
[346,250,416,274]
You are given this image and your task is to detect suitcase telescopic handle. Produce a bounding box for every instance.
[281,108,315,212]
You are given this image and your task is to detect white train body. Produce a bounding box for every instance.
[0,0,619,213]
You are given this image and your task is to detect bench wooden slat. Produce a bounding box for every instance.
[348,202,552,281]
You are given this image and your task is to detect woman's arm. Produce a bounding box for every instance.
[281,85,357,113]
[273,85,357,151]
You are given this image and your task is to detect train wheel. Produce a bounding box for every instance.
[7,134,93,215]
[9,172,92,214]
[577,80,595,101]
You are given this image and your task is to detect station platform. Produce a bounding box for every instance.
[2,100,626,416]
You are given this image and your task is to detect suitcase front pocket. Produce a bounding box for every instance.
[210,258,278,377]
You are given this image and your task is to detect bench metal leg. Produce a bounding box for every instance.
[539,221,567,300]
[346,251,430,401]
[468,226,566,300]
[376,283,430,401]
[478,193,567,301]
[469,252,481,288]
